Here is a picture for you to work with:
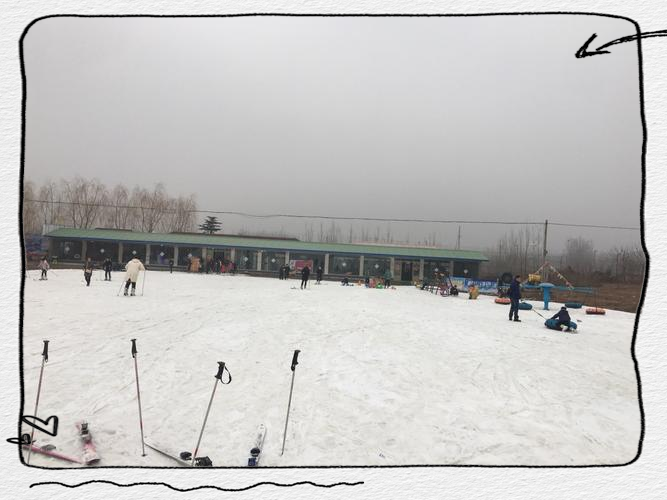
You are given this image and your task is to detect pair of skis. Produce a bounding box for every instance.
[24,421,100,466]
[142,425,266,468]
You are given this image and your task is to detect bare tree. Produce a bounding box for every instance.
[565,237,596,275]
[161,194,197,233]
[22,180,42,235]
[129,183,170,232]
[37,180,64,229]
[103,184,132,229]
[60,176,107,228]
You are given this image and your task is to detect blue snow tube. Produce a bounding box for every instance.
[564,302,583,309]
[545,319,577,331]
[518,302,533,310]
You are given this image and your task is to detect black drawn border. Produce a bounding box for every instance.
[16,10,647,491]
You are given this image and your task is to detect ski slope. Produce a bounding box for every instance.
[21,270,641,467]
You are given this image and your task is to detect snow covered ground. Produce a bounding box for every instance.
[21,269,641,467]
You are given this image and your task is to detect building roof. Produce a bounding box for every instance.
[46,228,488,262]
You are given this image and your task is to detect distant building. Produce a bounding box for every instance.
[44,228,488,281]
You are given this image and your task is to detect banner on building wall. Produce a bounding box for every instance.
[451,277,498,293]
[24,234,47,260]
[290,259,313,272]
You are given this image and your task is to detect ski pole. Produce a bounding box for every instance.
[280,349,300,456]
[141,269,146,296]
[26,340,49,465]
[130,339,146,456]
[117,280,125,296]
[191,362,231,467]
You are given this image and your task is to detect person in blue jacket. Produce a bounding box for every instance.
[508,275,522,322]
[551,306,572,332]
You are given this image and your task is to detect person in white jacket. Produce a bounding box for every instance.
[124,256,145,296]
[38,256,50,280]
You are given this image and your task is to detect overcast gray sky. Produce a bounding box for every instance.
[22,15,643,252]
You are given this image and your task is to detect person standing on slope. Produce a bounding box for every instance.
[38,256,50,280]
[316,265,323,284]
[508,275,522,322]
[103,257,113,281]
[83,257,94,287]
[300,265,310,290]
[124,256,145,296]
[383,268,393,289]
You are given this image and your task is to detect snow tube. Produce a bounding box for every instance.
[563,302,583,309]
[518,302,533,310]
[545,319,578,331]
[495,297,511,304]
[586,307,606,315]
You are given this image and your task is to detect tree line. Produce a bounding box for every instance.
[22,177,645,283]
[482,229,645,284]
[22,177,198,235]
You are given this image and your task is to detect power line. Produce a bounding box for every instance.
[24,199,641,231]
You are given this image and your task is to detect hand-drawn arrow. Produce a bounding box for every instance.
[576,30,667,58]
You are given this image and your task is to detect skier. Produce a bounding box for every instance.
[103,257,112,281]
[283,264,289,280]
[383,268,392,289]
[300,265,310,289]
[550,306,572,332]
[83,258,94,287]
[38,256,49,280]
[124,256,145,296]
[316,265,323,284]
[507,275,522,322]
[168,258,174,273]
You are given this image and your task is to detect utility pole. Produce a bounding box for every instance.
[543,219,549,282]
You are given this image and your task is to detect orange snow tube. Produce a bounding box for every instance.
[586,307,606,315]
[495,297,511,304]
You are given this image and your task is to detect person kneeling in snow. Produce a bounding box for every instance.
[551,306,572,332]
[124,256,145,296]
[341,276,350,286]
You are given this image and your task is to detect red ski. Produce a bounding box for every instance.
[23,443,84,465]
[76,421,100,465]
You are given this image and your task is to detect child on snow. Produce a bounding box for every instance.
[38,256,49,280]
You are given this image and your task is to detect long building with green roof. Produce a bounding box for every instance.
[44,227,488,282]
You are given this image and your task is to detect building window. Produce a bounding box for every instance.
[235,249,257,270]
[86,240,119,263]
[395,259,420,282]
[122,243,146,263]
[454,261,479,279]
[329,254,359,275]
[288,252,324,272]
[177,246,202,267]
[423,260,450,280]
[54,239,82,260]
[262,252,285,271]
[212,248,232,264]
[363,257,390,276]
[149,244,174,265]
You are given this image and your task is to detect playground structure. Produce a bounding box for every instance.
[521,261,594,311]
